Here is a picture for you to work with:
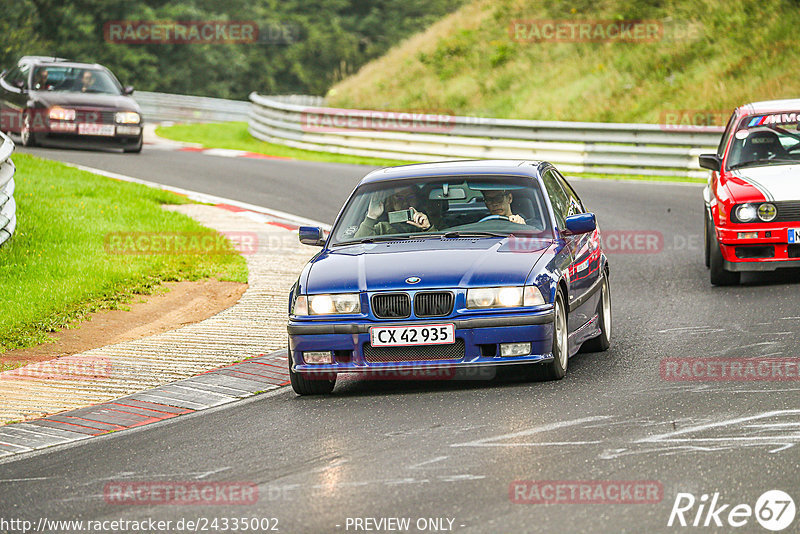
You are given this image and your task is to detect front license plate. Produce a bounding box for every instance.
[370,324,455,347]
[789,229,800,244]
[78,123,115,136]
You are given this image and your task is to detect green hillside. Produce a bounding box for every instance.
[327,0,800,124]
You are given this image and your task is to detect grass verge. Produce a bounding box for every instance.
[0,154,248,353]
[327,0,800,124]
[156,122,701,183]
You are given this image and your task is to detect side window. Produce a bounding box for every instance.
[1,66,23,89]
[553,170,585,216]
[541,170,570,228]
[717,112,737,157]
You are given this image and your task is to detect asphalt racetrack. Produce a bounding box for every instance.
[3,144,799,533]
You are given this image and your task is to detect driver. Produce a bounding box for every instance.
[33,69,52,90]
[481,190,525,224]
[354,186,432,237]
[79,70,96,92]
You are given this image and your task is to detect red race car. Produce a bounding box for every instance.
[700,99,800,285]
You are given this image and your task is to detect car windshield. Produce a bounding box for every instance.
[32,66,121,95]
[726,112,800,170]
[329,175,554,246]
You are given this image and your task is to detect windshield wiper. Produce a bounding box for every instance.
[728,158,798,170]
[332,235,414,246]
[441,231,508,238]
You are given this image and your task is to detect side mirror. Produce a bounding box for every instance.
[299,226,325,246]
[123,85,134,95]
[698,154,721,172]
[12,79,26,92]
[563,213,596,236]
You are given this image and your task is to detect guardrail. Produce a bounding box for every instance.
[248,92,722,178]
[136,91,250,123]
[0,132,17,247]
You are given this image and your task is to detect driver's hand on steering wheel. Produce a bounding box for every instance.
[406,207,431,230]
[508,214,525,224]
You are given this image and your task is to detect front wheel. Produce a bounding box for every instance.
[709,236,740,286]
[123,133,143,153]
[581,274,611,352]
[288,346,336,395]
[535,290,569,381]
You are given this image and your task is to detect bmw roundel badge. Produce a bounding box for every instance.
[405,276,421,284]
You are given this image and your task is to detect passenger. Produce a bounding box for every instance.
[481,189,525,224]
[354,186,432,237]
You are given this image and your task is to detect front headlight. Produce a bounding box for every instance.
[293,293,361,315]
[758,203,777,222]
[115,111,140,124]
[735,204,757,223]
[49,106,75,121]
[467,286,545,309]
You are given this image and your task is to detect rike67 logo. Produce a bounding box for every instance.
[668,490,795,531]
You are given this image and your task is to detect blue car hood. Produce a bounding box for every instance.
[304,238,551,293]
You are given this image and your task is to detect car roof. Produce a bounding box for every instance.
[358,160,547,185]
[31,61,106,70]
[737,99,800,115]
[17,57,104,70]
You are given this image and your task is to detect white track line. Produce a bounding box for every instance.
[63,162,331,230]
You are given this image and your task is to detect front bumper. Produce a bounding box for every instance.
[41,123,142,147]
[288,308,555,375]
[717,225,800,271]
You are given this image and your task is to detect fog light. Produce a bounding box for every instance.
[500,342,531,357]
[738,232,758,239]
[116,125,141,135]
[303,351,333,364]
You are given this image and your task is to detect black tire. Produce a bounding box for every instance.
[20,112,38,147]
[123,133,143,153]
[709,235,740,286]
[288,346,336,395]
[703,211,711,268]
[535,290,569,381]
[581,273,611,352]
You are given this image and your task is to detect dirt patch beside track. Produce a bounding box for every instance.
[1,279,247,367]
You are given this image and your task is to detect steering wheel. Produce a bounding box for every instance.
[478,214,509,223]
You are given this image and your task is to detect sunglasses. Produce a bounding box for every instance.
[483,194,508,204]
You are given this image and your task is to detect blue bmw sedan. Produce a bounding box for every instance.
[287,160,611,394]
